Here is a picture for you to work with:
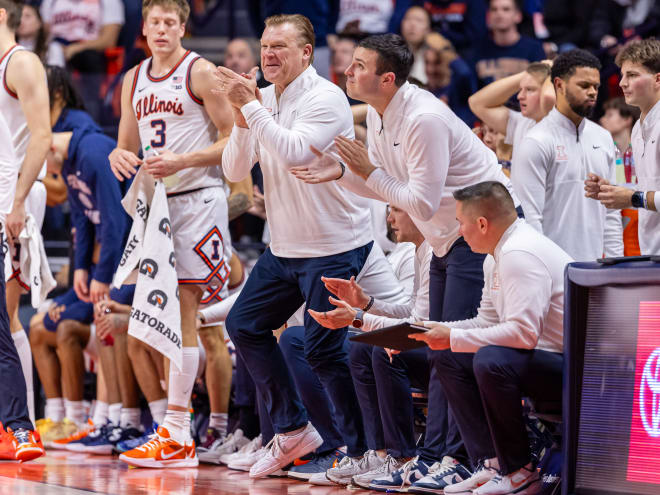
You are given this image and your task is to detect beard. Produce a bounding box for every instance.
[566,89,595,118]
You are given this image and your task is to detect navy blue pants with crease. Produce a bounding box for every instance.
[226,243,372,457]
[0,239,32,431]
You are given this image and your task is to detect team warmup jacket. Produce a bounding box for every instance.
[222,65,372,258]
[511,108,624,261]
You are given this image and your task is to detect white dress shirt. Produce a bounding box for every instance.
[339,82,519,257]
[511,108,624,261]
[222,66,372,258]
[632,99,660,254]
[441,219,572,354]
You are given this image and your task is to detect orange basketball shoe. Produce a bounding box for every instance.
[0,424,15,460]
[119,426,198,468]
[7,428,45,462]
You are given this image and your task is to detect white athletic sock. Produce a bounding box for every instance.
[120,408,141,429]
[209,412,228,436]
[64,400,86,426]
[162,409,190,445]
[107,402,122,425]
[148,398,168,425]
[163,346,199,443]
[12,330,34,424]
[91,401,109,426]
[45,398,65,422]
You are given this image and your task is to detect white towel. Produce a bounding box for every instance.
[2,214,56,307]
[114,168,182,371]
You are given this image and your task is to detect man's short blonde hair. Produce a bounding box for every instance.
[615,38,660,74]
[143,0,190,25]
[264,14,315,64]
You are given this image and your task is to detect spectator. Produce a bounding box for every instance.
[400,6,431,84]
[474,0,545,87]
[224,38,267,88]
[425,32,477,125]
[589,1,660,52]
[411,181,572,495]
[331,35,361,104]
[511,49,624,261]
[600,97,640,163]
[416,0,487,61]
[16,3,47,61]
[336,0,395,37]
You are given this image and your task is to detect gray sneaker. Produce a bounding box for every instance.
[352,455,404,489]
[198,429,250,464]
[326,450,384,485]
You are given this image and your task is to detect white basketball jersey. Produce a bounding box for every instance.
[131,50,223,194]
[0,45,30,173]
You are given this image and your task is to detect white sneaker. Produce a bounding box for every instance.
[309,471,337,486]
[445,458,499,494]
[248,422,323,479]
[473,464,540,495]
[326,450,384,485]
[228,446,267,471]
[219,434,261,465]
[352,455,404,489]
[198,429,250,464]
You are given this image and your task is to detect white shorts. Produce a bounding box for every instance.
[3,181,47,287]
[167,186,232,289]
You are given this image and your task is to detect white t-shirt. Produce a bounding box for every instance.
[41,0,125,42]
[504,109,536,164]
[336,0,394,34]
[443,219,573,354]
[632,99,660,255]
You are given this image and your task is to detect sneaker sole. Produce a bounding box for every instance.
[119,453,199,468]
[80,444,115,455]
[325,471,355,486]
[249,431,323,479]
[287,470,317,481]
[198,453,223,464]
[15,447,45,462]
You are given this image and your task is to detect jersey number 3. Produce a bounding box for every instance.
[150,119,166,148]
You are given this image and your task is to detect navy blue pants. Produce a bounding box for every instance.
[226,244,372,457]
[280,325,345,453]
[423,237,485,463]
[0,242,32,431]
[433,346,563,474]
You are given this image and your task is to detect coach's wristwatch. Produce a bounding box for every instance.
[352,310,364,329]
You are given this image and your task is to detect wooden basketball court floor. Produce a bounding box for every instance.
[0,451,370,494]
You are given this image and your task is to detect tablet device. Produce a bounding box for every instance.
[348,322,429,351]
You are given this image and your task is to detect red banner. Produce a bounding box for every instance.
[627,301,660,484]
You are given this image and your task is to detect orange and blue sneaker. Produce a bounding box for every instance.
[119,426,198,468]
[7,428,45,462]
[51,419,93,450]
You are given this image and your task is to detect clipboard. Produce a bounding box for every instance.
[348,322,428,351]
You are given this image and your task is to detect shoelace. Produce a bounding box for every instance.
[136,434,169,452]
[13,429,31,445]
[431,459,460,480]
[396,457,421,489]
[371,455,398,476]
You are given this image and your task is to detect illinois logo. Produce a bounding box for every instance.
[640,348,660,438]
[139,258,159,279]
[147,289,168,309]
[159,218,172,238]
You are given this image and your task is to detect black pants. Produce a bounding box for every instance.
[433,345,563,474]
[0,237,32,430]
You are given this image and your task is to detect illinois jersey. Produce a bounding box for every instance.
[130,50,224,195]
[0,44,29,173]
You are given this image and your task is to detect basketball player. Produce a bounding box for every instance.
[0,0,50,460]
[109,0,233,468]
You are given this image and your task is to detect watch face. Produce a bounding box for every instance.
[352,318,363,329]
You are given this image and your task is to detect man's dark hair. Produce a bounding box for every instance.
[489,0,522,12]
[358,34,413,87]
[603,96,640,126]
[551,49,602,82]
[0,0,23,31]
[46,65,85,111]
[453,181,516,221]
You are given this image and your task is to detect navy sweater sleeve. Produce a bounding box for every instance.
[71,200,94,273]
[86,142,128,284]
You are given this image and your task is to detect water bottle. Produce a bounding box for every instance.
[623,144,633,184]
[625,144,637,184]
[145,145,180,188]
[614,142,625,184]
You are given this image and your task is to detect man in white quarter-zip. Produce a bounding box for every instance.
[511,48,624,261]
[291,33,519,483]
[411,181,573,495]
[216,14,374,479]
[584,38,660,255]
